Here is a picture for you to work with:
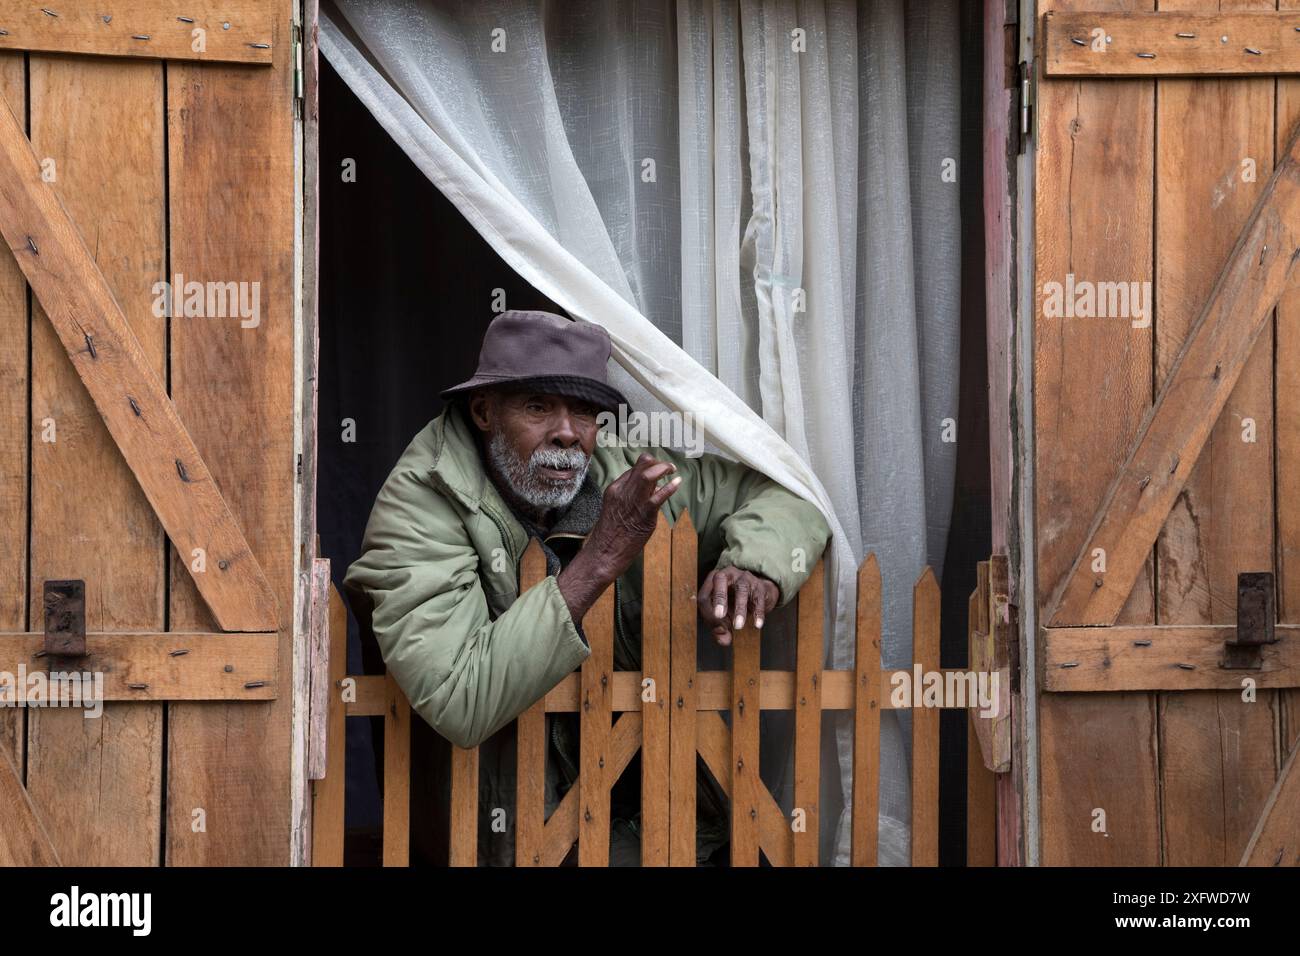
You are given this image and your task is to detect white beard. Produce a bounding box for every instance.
[487,429,590,512]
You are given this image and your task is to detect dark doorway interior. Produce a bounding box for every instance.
[317,1,988,864]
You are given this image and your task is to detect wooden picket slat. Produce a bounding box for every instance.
[310,586,348,867]
[382,671,410,867]
[514,540,548,867]
[578,583,615,866]
[911,568,941,866]
[696,711,792,866]
[729,622,762,866]
[669,509,699,866]
[852,554,881,867]
[793,560,824,866]
[640,513,671,866]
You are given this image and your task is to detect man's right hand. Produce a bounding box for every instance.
[557,454,681,623]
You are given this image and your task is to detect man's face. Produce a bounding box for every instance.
[469,388,601,512]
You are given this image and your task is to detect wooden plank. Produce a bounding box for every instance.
[448,743,477,867]
[0,94,279,634]
[1035,0,1160,871]
[1043,11,1300,77]
[0,50,24,776]
[540,712,642,867]
[639,513,670,866]
[578,582,614,866]
[306,558,331,780]
[966,715,997,866]
[0,742,59,866]
[1277,0,1300,793]
[24,52,165,867]
[1048,119,1300,628]
[695,711,791,866]
[851,554,881,867]
[1239,740,1300,865]
[793,560,823,866]
[514,540,547,867]
[165,2,296,866]
[1044,624,1300,691]
[310,586,348,866]
[1154,2,1279,867]
[0,632,277,699]
[382,671,409,867]
[669,509,698,866]
[729,619,761,866]
[0,1,275,64]
[910,568,940,866]
[343,668,984,718]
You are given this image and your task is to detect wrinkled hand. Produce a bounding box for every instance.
[697,566,779,646]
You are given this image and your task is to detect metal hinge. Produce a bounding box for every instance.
[1018,59,1033,153]
[292,24,304,118]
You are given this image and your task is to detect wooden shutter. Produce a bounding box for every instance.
[1035,3,1300,865]
[0,0,303,866]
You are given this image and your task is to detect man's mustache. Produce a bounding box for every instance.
[530,447,589,471]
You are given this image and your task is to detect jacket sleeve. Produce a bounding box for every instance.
[643,444,833,608]
[342,463,590,749]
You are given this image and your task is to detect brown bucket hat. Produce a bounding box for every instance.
[440,310,630,415]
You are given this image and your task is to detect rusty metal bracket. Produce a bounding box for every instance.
[42,580,86,658]
[1223,572,1278,670]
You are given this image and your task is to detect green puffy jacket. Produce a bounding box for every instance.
[342,402,831,864]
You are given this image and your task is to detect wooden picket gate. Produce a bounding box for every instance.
[311,512,999,866]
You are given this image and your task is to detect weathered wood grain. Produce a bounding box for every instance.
[382,671,409,867]
[911,568,940,866]
[0,1,275,64]
[1044,624,1300,691]
[729,621,761,866]
[309,585,348,866]
[1043,11,1300,76]
[0,50,25,776]
[0,631,277,700]
[1035,0,1160,867]
[0,742,59,866]
[1239,740,1300,865]
[578,583,614,866]
[1154,0,1279,867]
[639,512,670,865]
[24,53,165,867]
[669,509,698,866]
[513,540,547,867]
[851,554,881,866]
[165,1,296,865]
[793,560,823,866]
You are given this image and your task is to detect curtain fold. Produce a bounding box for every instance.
[320,0,961,866]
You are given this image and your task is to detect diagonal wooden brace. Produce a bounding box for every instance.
[1048,121,1300,628]
[0,95,279,633]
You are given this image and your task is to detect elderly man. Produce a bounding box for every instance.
[343,310,830,866]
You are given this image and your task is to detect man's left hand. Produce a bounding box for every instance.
[696,567,779,646]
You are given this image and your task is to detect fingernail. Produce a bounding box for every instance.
[715,604,726,619]
[755,617,764,629]
[734,615,744,629]
[670,475,682,485]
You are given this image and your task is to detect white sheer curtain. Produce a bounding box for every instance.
[320,0,961,866]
